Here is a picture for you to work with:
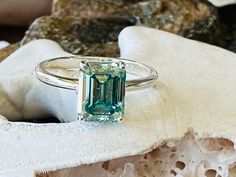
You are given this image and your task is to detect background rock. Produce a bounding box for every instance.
[20,0,221,57]
[0,0,228,60]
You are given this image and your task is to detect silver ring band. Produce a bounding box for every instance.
[35,56,158,91]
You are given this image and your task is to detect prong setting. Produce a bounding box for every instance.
[80,60,88,70]
[119,61,126,70]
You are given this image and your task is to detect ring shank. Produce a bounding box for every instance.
[35,56,158,91]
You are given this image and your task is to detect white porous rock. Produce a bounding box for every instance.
[1,27,236,177]
[0,41,9,49]
[0,39,75,122]
[38,135,236,177]
[207,0,236,6]
[38,26,236,177]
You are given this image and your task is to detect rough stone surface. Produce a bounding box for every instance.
[37,132,236,177]
[20,0,220,57]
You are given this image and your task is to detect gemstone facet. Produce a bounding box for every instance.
[77,59,126,122]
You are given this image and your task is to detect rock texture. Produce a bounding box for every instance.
[37,135,236,177]
[0,0,226,60]
[19,0,221,57]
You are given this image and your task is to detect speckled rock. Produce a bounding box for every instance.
[20,0,221,57]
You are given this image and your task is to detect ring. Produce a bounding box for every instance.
[35,56,158,122]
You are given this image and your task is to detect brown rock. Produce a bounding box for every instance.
[20,0,220,57]
[0,0,223,59]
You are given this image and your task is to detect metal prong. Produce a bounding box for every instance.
[118,117,123,122]
[79,115,85,121]
[119,61,126,70]
[80,60,88,70]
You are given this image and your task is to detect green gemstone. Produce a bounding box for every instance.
[77,60,126,122]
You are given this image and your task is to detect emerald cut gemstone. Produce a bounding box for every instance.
[77,59,126,122]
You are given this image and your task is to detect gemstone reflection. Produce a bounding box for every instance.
[77,60,126,122]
